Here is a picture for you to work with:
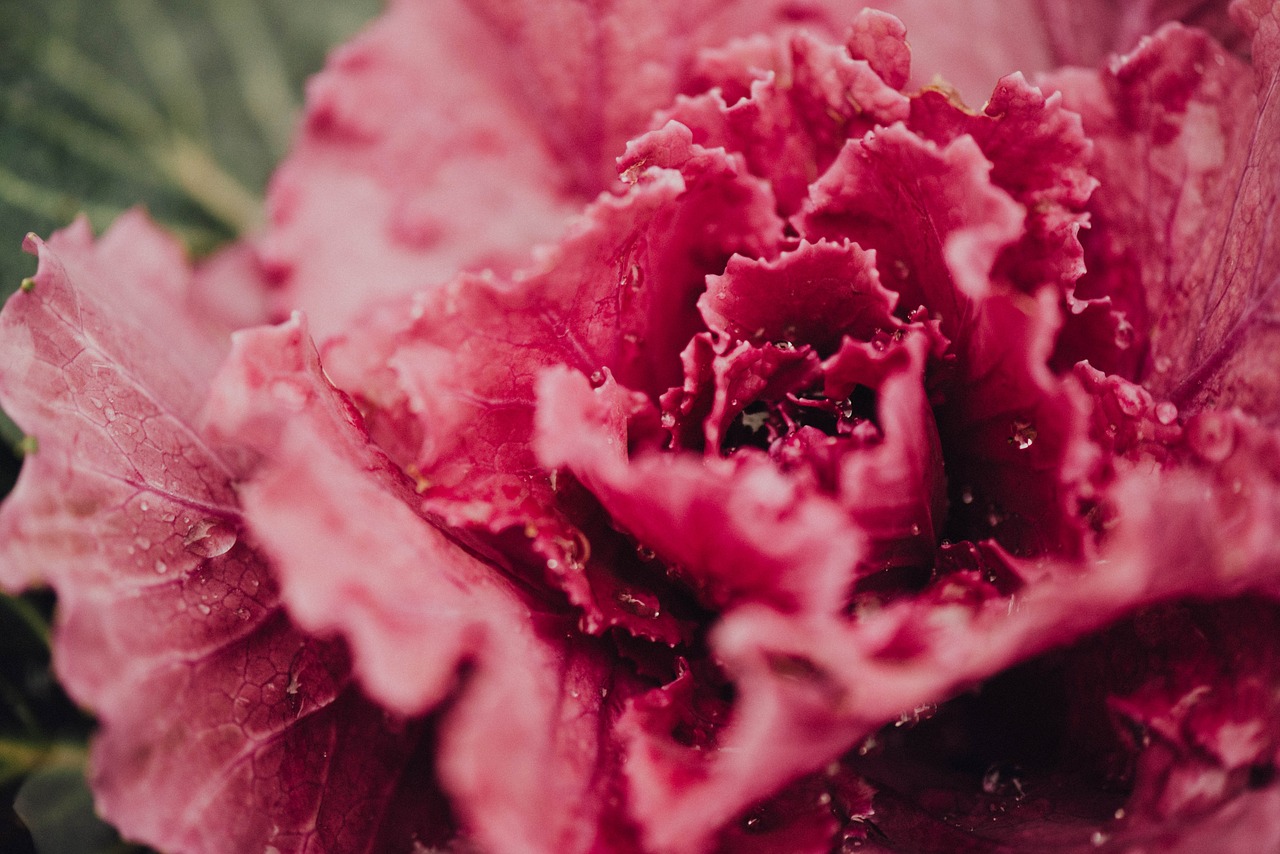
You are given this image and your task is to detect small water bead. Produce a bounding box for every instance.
[960,487,975,505]
[1154,355,1172,373]
[153,560,169,575]
[588,370,606,388]
[893,703,936,728]
[183,520,237,558]
[1113,384,1145,417]
[1113,319,1135,349]
[1008,420,1037,450]
[1155,401,1178,425]
[1187,412,1236,462]
[981,763,1026,799]
[614,588,660,619]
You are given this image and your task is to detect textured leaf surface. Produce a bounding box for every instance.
[0,217,440,854]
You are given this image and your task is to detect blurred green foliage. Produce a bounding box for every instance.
[0,0,380,849]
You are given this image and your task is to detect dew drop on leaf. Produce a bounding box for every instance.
[183,519,237,558]
[614,588,660,619]
[1008,420,1037,450]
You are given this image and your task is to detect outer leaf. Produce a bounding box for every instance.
[1048,6,1280,420]
[259,0,1071,339]
[0,216,433,854]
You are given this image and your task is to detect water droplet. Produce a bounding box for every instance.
[1187,412,1235,462]
[623,263,643,291]
[1114,319,1135,350]
[183,519,237,558]
[139,501,149,512]
[196,603,212,616]
[547,558,561,570]
[236,607,251,621]
[635,544,656,561]
[960,487,975,505]
[909,523,921,536]
[840,828,867,852]
[153,560,168,575]
[1008,419,1037,450]
[1154,355,1172,373]
[614,588,660,619]
[1113,384,1145,417]
[981,763,1026,799]
[660,412,676,429]
[1091,830,1109,846]
[1113,808,1126,820]
[774,340,795,352]
[893,703,936,728]
[588,370,606,388]
[1155,401,1178,425]
[817,792,832,806]
[134,536,151,550]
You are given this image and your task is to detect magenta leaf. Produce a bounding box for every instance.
[0,215,440,853]
[1049,4,1280,420]
[5,4,1280,853]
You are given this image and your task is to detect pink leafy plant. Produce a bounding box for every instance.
[1,2,1279,852]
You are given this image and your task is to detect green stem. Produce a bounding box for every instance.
[0,737,87,782]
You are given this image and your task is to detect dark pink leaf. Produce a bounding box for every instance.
[0,217,437,854]
[700,240,898,354]
[1048,6,1280,420]
[260,0,1088,339]
[1033,0,1246,68]
[536,366,860,614]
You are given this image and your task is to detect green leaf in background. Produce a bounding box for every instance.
[0,1,381,849]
